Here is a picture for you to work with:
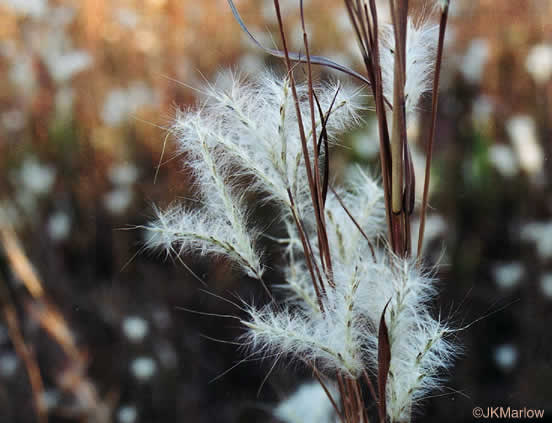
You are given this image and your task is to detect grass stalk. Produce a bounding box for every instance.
[417,4,449,259]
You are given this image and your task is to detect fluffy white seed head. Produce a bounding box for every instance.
[387,312,456,421]
[382,258,457,421]
[242,298,365,376]
[147,70,364,281]
[146,65,456,418]
[172,71,363,215]
[243,248,457,415]
[324,166,386,265]
[380,20,438,123]
[146,205,263,279]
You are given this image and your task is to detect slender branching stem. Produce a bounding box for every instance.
[417,4,449,259]
[287,189,326,312]
[330,185,377,261]
[274,0,331,297]
[299,0,334,284]
[165,2,457,422]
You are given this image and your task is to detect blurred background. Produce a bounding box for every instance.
[0,0,551,422]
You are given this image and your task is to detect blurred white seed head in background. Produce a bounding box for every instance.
[526,43,552,85]
[506,115,544,176]
[540,274,552,299]
[488,144,518,178]
[47,212,71,242]
[104,187,133,216]
[521,222,552,260]
[460,38,490,84]
[493,262,523,290]
[15,158,56,196]
[274,381,338,423]
[130,357,157,381]
[109,163,140,187]
[45,50,93,83]
[0,353,18,378]
[493,344,518,372]
[101,82,156,127]
[122,316,149,343]
[117,405,138,423]
[0,0,47,18]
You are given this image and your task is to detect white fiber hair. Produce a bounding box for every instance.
[146,204,262,279]
[146,70,363,281]
[242,249,457,415]
[380,19,438,123]
[147,67,457,419]
[172,70,363,214]
[382,258,456,421]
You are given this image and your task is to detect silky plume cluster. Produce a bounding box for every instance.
[146,71,362,281]
[146,8,456,420]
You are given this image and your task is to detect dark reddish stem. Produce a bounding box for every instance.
[417,4,449,259]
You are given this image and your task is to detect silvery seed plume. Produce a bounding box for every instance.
[273,166,386,315]
[147,64,457,420]
[146,70,363,280]
[240,166,456,386]
[380,19,438,123]
[360,256,457,421]
[176,71,362,214]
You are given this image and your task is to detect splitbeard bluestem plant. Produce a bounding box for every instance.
[145,1,456,422]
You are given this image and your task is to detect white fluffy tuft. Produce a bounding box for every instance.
[380,19,438,123]
[147,70,364,280]
[147,67,456,420]
[382,258,457,421]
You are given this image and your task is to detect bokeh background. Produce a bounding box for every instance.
[0,0,551,422]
